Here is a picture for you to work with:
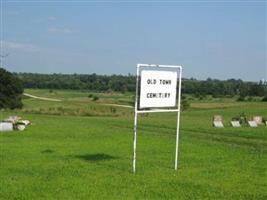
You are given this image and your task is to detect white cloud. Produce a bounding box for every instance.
[2,41,41,52]
[48,27,73,34]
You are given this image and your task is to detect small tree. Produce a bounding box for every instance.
[0,68,23,109]
[262,95,267,102]
[92,96,99,101]
[181,96,190,111]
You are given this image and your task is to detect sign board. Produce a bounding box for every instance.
[133,64,182,173]
[139,70,177,108]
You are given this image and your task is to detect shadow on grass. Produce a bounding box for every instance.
[74,153,118,162]
[41,149,54,153]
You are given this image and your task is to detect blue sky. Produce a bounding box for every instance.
[1,1,266,81]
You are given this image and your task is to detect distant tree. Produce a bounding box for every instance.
[249,83,265,97]
[237,95,245,102]
[0,68,23,109]
[181,96,190,111]
[14,73,267,98]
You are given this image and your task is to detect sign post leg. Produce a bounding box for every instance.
[175,112,180,170]
[133,111,137,173]
[133,64,140,174]
[175,68,182,170]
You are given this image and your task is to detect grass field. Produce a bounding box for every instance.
[1,89,267,199]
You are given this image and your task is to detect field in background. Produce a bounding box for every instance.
[21,89,134,117]
[0,89,267,199]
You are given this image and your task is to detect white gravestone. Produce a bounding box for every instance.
[248,121,257,128]
[213,121,224,128]
[231,121,241,127]
[253,116,263,125]
[0,122,13,131]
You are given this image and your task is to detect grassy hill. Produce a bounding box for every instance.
[0,89,266,199]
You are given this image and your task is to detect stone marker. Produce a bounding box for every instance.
[253,116,263,125]
[248,121,257,128]
[213,115,223,122]
[231,121,241,128]
[0,122,13,131]
[17,124,26,131]
[213,121,224,128]
[213,115,224,128]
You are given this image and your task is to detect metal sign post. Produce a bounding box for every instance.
[133,64,182,173]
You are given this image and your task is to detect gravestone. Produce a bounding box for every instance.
[253,116,263,125]
[213,115,223,122]
[0,122,13,131]
[248,121,257,128]
[231,121,241,128]
[213,115,224,128]
[213,121,224,128]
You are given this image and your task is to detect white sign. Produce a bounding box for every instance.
[133,64,182,173]
[139,70,178,108]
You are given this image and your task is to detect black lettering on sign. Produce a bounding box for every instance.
[160,80,172,85]
[147,79,157,84]
[146,93,171,98]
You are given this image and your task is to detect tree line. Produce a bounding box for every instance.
[15,73,267,98]
[1,68,266,110]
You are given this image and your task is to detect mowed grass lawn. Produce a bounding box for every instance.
[0,91,267,199]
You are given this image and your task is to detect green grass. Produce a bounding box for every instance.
[24,89,134,105]
[21,89,133,117]
[0,90,267,199]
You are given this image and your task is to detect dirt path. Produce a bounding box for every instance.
[23,93,62,102]
[23,93,133,108]
[103,103,133,108]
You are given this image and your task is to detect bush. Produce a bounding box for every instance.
[237,95,245,102]
[92,96,99,101]
[0,68,23,109]
[262,96,267,102]
[232,112,247,125]
[110,107,116,113]
[181,96,190,111]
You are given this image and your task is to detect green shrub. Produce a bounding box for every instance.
[262,96,267,102]
[110,107,117,113]
[181,96,190,111]
[237,95,245,102]
[92,96,99,101]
